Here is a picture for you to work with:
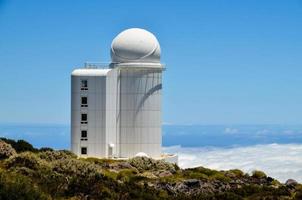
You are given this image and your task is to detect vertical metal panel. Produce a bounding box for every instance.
[118,68,162,158]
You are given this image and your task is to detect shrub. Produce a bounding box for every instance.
[117,169,139,182]
[0,138,37,153]
[15,139,37,152]
[52,159,118,199]
[229,169,244,177]
[271,179,281,186]
[182,170,208,180]
[211,173,231,182]
[295,184,302,200]
[191,166,220,176]
[129,157,176,173]
[0,140,16,160]
[38,150,76,162]
[5,152,50,171]
[252,170,267,179]
[82,157,121,168]
[52,158,102,177]
[0,169,49,200]
[39,147,54,152]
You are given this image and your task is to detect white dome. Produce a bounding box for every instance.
[135,152,150,158]
[111,28,161,64]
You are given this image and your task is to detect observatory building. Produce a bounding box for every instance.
[71,28,176,162]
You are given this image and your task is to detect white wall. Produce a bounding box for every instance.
[119,68,162,158]
[71,70,109,157]
[71,66,163,159]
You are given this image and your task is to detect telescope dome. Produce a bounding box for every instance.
[111,28,161,63]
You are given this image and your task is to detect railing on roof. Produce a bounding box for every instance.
[84,61,166,70]
[84,62,110,69]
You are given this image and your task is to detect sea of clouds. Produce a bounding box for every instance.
[1,124,302,183]
[164,143,302,183]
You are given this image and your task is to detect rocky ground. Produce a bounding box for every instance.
[0,138,301,200]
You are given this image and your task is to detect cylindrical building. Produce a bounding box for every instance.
[110,28,163,158]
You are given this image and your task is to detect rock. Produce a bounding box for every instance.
[175,182,189,193]
[184,179,201,188]
[158,171,172,177]
[285,179,298,187]
[117,162,133,169]
[165,184,176,195]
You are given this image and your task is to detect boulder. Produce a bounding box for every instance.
[285,179,298,187]
[157,170,173,177]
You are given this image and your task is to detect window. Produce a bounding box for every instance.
[81,80,88,90]
[81,130,87,141]
[81,96,88,107]
[81,147,87,155]
[81,113,88,124]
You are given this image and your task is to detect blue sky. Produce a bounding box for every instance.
[0,0,302,125]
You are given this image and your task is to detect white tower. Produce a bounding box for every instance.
[71,28,168,159]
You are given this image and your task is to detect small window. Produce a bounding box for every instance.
[81,80,88,90]
[81,147,87,155]
[81,113,88,124]
[81,114,87,121]
[81,130,87,140]
[81,96,88,107]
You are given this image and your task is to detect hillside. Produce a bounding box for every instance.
[0,138,301,200]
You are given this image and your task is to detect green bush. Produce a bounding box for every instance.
[0,140,16,160]
[252,170,267,179]
[82,157,120,168]
[39,147,54,152]
[191,166,221,176]
[52,158,103,179]
[182,170,209,180]
[229,169,244,177]
[129,157,176,173]
[0,169,49,200]
[0,138,37,153]
[117,169,139,182]
[38,150,76,162]
[5,152,50,171]
[211,173,231,182]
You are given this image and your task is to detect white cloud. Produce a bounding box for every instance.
[224,127,238,134]
[163,144,302,183]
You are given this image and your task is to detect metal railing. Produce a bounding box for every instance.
[83,61,166,70]
[84,62,109,69]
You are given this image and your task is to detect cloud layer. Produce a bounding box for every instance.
[164,143,302,183]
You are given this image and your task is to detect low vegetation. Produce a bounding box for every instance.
[0,138,301,200]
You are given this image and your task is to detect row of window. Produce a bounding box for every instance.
[81,80,88,151]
